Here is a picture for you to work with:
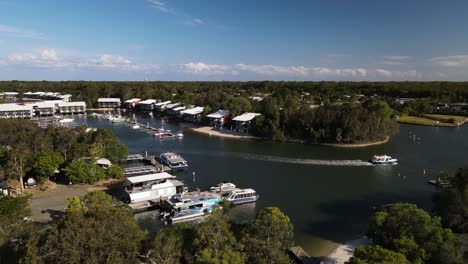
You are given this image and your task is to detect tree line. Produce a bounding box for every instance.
[0,120,127,185]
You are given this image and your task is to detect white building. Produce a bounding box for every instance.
[124,172,185,203]
[0,103,34,119]
[154,100,171,111]
[57,101,86,114]
[232,112,261,133]
[138,99,157,112]
[180,106,204,123]
[0,92,19,100]
[97,98,121,108]
[207,110,230,128]
[123,98,141,109]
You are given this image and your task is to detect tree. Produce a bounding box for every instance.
[106,165,124,179]
[193,211,245,264]
[63,160,105,184]
[348,245,410,264]
[29,192,145,264]
[242,207,293,264]
[434,167,468,233]
[148,226,185,264]
[0,195,30,244]
[367,203,461,264]
[104,143,128,163]
[31,151,64,183]
[362,99,392,119]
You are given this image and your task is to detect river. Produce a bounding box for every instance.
[82,114,468,257]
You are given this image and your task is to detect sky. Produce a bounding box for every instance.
[1,0,468,81]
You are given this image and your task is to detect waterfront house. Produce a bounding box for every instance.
[57,101,86,115]
[167,105,186,117]
[206,110,230,128]
[138,99,157,112]
[164,102,181,113]
[97,98,121,108]
[123,98,141,109]
[180,106,204,123]
[0,92,19,100]
[232,112,261,133]
[154,100,172,111]
[123,172,185,203]
[0,103,34,119]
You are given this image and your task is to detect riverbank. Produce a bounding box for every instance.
[397,114,468,127]
[188,126,261,140]
[320,237,372,264]
[320,137,390,148]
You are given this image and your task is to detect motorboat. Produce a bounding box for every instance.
[369,155,398,165]
[160,152,189,171]
[210,182,236,192]
[222,188,259,205]
[59,118,74,123]
[154,129,184,139]
[161,193,220,223]
[132,124,140,129]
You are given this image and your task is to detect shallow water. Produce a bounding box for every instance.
[81,114,468,257]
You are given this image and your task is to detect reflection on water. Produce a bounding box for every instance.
[79,115,468,257]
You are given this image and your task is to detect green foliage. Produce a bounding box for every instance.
[367,203,461,264]
[362,99,393,119]
[149,226,185,264]
[348,245,410,264]
[242,207,294,264]
[0,195,30,244]
[104,143,128,163]
[434,167,468,233]
[106,165,124,179]
[63,160,106,184]
[31,151,64,183]
[22,192,142,263]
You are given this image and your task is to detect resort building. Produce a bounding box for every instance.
[164,102,181,112]
[180,106,204,123]
[23,92,72,101]
[0,103,34,119]
[206,110,230,128]
[97,98,121,108]
[0,92,19,100]
[33,101,58,116]
[167,105,186,116]
[154,100,172,111]
[123,98,141,109]
[138,99,157,112]
[57,101,86,115]
[232,112,261,133]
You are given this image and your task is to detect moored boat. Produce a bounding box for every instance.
[210,182,236,192]
[160,152,189,171]
[222,188,259,205]
[132,124,140,129]
[161,193,220,223]
[153,129,183,139]
[369,155,398,165]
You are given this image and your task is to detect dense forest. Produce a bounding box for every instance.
[0,120,127,185]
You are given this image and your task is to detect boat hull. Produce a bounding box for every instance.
[230,196,259,205]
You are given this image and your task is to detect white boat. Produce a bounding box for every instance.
[153,129,183,139]
[210,182,236,192]
[132,124,140,129]
[160,152,189,171]
[369,155,398,165]
[222,188,259,205]
[161,193,220,223]
[59,118,74,123]
[109,116,127,123]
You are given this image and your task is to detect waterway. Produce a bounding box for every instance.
[82,114,468,257]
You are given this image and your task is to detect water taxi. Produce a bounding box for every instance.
[222,188,259,205]
[160,152,189,171]
[161,193,220,223]
[369,155,398,165]
[210,182,236,192]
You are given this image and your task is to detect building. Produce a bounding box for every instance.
[23,92,72,101]
[164,102,181,112]
[123,172,185,203]
[138,99,157,112]
[32,101,58,116]
[167,105,186,116]
[154,101,171,111]
[0,179,23,195]
[206,110,230,128]
[97,98,121,108]
[123,98,141,109]
[232,112,261,133]
[180,106,204,123]
[57,101,86,115]
[0,103,34,119]
[0,92,19,100]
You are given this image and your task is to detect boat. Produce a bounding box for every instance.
[107,115,127,123]
[59,118,74,123]
[369,155,398,165]
[153,129,184,139]
[160,152,189,171]
[161,193,220,223]
[210,182,236,192]
[132,124,140,129]
[222,188,259,205]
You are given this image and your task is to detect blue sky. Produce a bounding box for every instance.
[1,0,468,81]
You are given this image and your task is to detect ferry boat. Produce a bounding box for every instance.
[369,155,398,165]
[154,129,183,139]
[161,193,220,223]
[210,182,236,192]
[160,152,189,171]
[222,188,259,205]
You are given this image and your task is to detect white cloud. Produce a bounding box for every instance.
[147,0,169,13]
[180,62,232,75]
[376,69,393,78]
[193,18,204,25]
[430,55,468,67]
[0,24,43,39]
[376,68,420,79]
[235,64,309,76]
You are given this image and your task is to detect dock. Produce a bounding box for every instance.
[125,154,171,176]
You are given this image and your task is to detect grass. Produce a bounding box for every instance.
[397,114,468,127]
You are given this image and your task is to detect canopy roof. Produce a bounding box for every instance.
[232,112,261,122]
[207,110,230,119]
[127,172,175,184]
[181,106,204,116]
[98,98,121,103]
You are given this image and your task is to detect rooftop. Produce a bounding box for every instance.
[180,106,204,116]
[97,98,121,103]
[232,112,261,122]
[207,109,230,119]
[127,172,176,184]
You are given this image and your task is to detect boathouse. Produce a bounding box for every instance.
[180,106,204,123]
[97,98,121,108]
[206,110,230,128]
[123,98,141,109]
[138,99,157,112]
[232,112,261,133]
[164,102,181,112]
[167,105,186,116]
[154,100,172,111]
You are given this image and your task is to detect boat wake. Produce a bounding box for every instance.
[239,153,372,167]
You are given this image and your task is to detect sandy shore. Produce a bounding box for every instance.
[320,237,372,264]
[320,137,390,148]
[188,126,261,140]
